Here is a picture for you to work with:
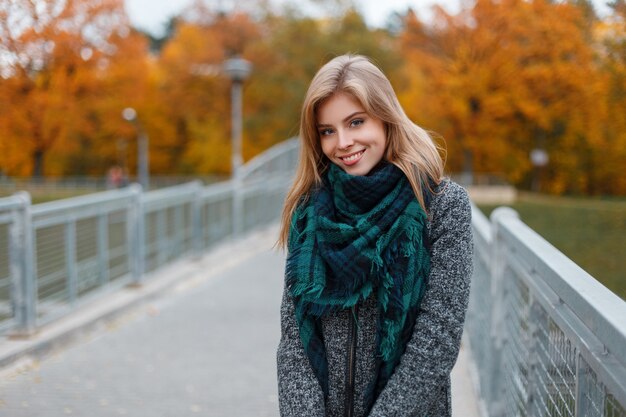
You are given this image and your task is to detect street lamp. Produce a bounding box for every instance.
[223,56,252,179]
[223,56,252,237]
[530,148,549,192]
[122,107,150,191]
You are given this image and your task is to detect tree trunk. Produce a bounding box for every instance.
[32,149,44,178]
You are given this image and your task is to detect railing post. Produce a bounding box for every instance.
[157,209,166,267]
[191,181,203,258]
[575,354,605,417]
[232,176,243,238]
[9,192,37,336]
[65,219,77,305]
[97,211,110,286]
[488,207,519,417]
[127,184,145,286]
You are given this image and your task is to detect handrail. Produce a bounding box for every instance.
[466,205,626,417]
[497,214,626,363]
[239,137,299,181]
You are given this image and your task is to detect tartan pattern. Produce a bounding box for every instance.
[285,162,430,408]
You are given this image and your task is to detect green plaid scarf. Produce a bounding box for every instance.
[285,162,430,411]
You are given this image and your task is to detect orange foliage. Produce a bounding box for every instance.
[155,11,261,175]
[0,0,149,177]
[0,1,624,195]
[593,2,626,194]
[399,0,606,193]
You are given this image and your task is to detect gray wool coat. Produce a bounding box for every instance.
[277,179,473,417]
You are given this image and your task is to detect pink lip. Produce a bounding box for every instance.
[338,150,365,166]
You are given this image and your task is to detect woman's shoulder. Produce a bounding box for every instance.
[427,178,471,225]
[430,178,470,206]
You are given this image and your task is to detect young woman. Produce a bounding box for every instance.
[277,54,473,417]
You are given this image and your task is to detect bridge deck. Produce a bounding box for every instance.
[0,226,480,417]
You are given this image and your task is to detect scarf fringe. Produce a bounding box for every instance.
[380,318,402,361]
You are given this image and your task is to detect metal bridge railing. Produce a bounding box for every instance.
[466,204,626,417]
[0,138,299,337]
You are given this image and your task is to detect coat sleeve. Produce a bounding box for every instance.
[277,285,326,416]
[368,181,473,417]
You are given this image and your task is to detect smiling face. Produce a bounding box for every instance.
[316,93,386,176]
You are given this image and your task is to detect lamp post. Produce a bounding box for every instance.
[530,148,549,192]
[223,56,252,237]
[122,107,150,191]
[116,138,128,179]
[223,56,252,179]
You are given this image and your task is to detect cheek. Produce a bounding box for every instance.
[320,139,334,159]
[375,124,387,147]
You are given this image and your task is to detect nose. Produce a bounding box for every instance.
[337,130,354,150]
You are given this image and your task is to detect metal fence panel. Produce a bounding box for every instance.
[108,209,130,281]
[467,205,626,417]
[142,181,199,275]
[241,177,292,234]
[30,189,139,327]
[0,138,299,335]
[466,205,495,407]
[0,222,12,331]
[199,184,233,250]
[0,197,25,333]
[503,264,532,417]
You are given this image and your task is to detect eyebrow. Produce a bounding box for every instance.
[316,111,367,127]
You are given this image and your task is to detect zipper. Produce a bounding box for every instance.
[345,305,358,417]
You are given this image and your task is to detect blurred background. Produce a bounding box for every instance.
[0,0,624,296]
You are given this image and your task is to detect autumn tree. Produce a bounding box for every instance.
[594,0,626,194]
[0,0,147,177]
[154,4,262,175]
[3,0,618,192]
[68,27,151,177]
[399,0,604,193]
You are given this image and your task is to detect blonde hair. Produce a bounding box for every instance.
[278,54,445,248]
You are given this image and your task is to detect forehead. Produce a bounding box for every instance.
[316,93,364,123]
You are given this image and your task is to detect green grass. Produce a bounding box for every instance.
[30,191,95,204]
[1,189,96,204]
[478,193,626,300]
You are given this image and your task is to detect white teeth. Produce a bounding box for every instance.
[342,151,363,162]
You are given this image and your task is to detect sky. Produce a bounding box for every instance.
[124,0,614,37]
[122,0,460,36]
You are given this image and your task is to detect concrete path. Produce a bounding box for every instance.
[0,226,481,417]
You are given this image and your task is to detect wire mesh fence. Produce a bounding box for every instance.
[0,197,25,333]
[0,138,299,336]
[467,205,626,417]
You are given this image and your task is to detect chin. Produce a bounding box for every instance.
[344,164,375,176]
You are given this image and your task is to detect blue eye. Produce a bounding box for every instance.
[350,119,364,127]
[319,128,334,136]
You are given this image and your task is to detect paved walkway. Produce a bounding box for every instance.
[0,226,481,417]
